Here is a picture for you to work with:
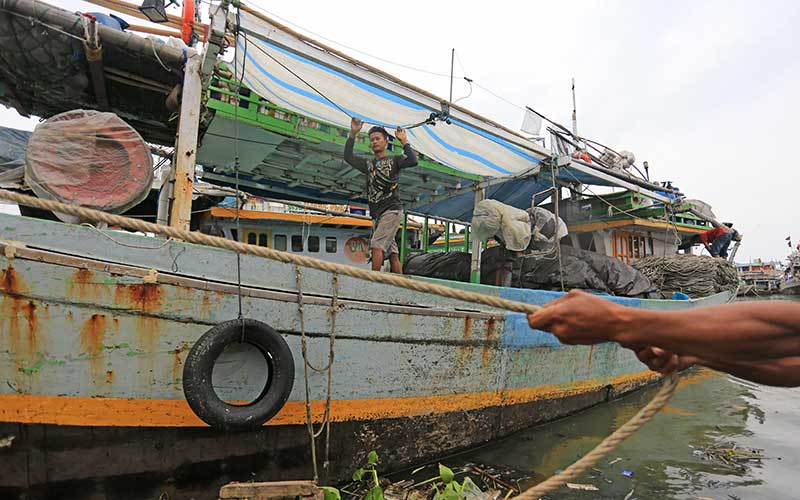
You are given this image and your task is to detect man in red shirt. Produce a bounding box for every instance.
[680,223,740,258]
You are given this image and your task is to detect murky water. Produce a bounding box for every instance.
[441,295,800,500]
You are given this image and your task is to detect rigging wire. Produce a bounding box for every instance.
[241,32,352,119]
[234,6,246,338]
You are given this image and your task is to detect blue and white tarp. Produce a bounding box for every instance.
[236,11,548,180]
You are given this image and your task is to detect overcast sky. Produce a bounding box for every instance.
[2,0,798,262]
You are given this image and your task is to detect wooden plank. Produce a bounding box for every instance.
[219,480,321,499]
[169,55,203,231]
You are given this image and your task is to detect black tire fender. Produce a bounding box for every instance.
[182,318,295,431]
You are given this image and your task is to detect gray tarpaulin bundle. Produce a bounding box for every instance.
[513,245,656,296]
[405,245,657,297]
[633,254,739,297]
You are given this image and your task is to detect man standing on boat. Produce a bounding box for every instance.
[344,117,417,273]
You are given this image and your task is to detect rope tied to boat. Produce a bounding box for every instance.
[296,266,338,482]
[0,188,678,498]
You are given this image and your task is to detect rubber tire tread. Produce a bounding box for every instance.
[182,319,295,431]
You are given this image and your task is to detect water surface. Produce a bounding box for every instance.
[444,295,800,500]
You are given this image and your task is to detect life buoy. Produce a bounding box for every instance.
[181,0,195,45]
[572,152,592,163]
[182,318,295,431]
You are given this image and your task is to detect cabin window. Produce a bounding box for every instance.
[613,230,649,264]
[247,232,257,245]
[308,236,320,253]
[325,237,337,253]
[291,235,303,252]
[258,234,268,247]
[230,229,238,241]
[274,234,287,251]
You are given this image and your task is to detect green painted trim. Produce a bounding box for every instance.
[470,269,481,284]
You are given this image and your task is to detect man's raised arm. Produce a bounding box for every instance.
[395,127,417,169]
[344,117,367,173]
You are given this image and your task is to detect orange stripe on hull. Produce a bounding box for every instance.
[0,371,658,427]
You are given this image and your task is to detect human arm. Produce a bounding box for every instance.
[526,289,800,363]
[395,127,417,169]
[344,117,368,173]
[634,346,800,387]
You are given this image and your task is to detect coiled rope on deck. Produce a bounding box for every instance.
[0,189,677,498]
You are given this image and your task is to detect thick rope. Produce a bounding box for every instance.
[0,190,541,315]
[518,372,678,499]
[296,265,319,482]
[0,189,677,497]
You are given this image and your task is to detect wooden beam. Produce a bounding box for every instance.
[83,0,182,30]
[168,54,202,231]
[219,480,322,500]
[125,23,181,38]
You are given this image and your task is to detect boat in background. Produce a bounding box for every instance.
[737,260,783,296]
[781,250,800,295]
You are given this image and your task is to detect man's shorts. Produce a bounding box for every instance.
[370,209,402,256]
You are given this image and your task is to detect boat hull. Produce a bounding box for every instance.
[0,214,732,499]
[1,376,652,499]
[781,280,800,295]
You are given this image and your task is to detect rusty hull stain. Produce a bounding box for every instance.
[80,314,107,378]
[66,268,99,300]
[481,317,498,367]
[455,316,475,369]
[1,266,27,295]
[114,283,164,313]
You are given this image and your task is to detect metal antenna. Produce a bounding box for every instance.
[571,77,578,137]
[449,48,455,103]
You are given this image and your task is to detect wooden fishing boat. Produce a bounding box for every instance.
[0,213,734,499]
[0,1,737,499]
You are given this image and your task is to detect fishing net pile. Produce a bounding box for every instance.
[632,255,739,297]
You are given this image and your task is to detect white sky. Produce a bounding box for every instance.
[2,0,798,262]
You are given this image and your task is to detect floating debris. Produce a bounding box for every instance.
[696,442,764,469]
[620,470,634,477]
[0,435,14,448]
[565,483,599,491]
[608,457,623,466]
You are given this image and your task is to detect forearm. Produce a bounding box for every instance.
[697,356,800,387]
[344,137,366,172]
[615,302,800,362]
[398,143,418,168]
[344,136,356,160]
